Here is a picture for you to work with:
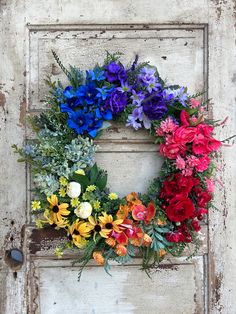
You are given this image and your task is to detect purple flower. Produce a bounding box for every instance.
[142,92,167,120]
[105,90,127,114]
[126,107,151,130]
[105,62,127,83]
[139,67,161,93]
[116,81,131,93]
[131,90,145,106]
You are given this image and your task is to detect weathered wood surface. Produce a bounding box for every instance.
[0,1,235,313]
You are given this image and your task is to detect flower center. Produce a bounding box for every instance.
[73,230,80,235]
[105,223,113,229]
[68,234,72,240]
[52,205,59,213]
[94,225,102,232]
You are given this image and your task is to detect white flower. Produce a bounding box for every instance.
[67,182,81,198]
[74,202,92,219]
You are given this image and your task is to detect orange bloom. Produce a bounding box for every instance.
[115,244,127,256]
[157,219,167,226]
[132,202,156,225]
[105,237,116,248]
[126,192,142,208]
[143,234,152,246]
[159,248,166,257]
[116,205,129,220]
[93,251,105,265]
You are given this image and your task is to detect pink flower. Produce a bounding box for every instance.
[180,110,190,126]
[182,167,193,176]
[190,99,201,108]
[186,155,199,167]
[174,126,196,144]
[156,117,178,135]
[205,178,215,193]
[195,155,210,172]
[160,142,187,159]
[175,155,186,170]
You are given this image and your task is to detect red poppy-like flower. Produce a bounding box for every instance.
[165,195,195,222]
[192,135,210,155]
[132,202,156,225]
[192,219,201,232]
[194,187,212,207]
[197,208,208,220]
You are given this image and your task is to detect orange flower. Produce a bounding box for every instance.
[132,202,156,225]
[115,244,127,256]
[93,251,105,265]
[157,219,167,226]
[105,237,116,248]
[159,248,166,257]
[116,205,129,220]
[143,234,152,246]
[126,192,142,207]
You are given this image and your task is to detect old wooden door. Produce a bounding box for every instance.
[1,1,236,313]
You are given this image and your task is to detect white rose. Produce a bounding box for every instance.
[74,202,92,219]
[67,182,81,198]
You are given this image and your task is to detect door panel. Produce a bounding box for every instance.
[1,1,236,314]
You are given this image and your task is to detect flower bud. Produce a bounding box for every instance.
[159,248,166,257]
[115,244,127,256]
[105,237,116,248]
[67,182,81,198]
[93,251,105,265]
[143,234,152,246]
[74,202,92,219]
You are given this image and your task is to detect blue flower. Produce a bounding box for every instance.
[75,82,97,105]
[60,104,93,135]
[95,106,112,120]
[96,86,113,101]
[63,86,75,99]
[130,90,145,106]
[86,68,105,81]
[116,81,132,93]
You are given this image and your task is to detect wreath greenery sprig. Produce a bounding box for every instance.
[14,51,223,277]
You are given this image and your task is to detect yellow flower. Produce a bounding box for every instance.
[54,247,63,258]
[31,200,41,211]
[44,209,68,228]
[98,212,123,234]
[35,219,44,229]
[75,169,85,175]
[88,216,111,239]
[59,187,66,197]
[71,198,80,208]
[86,185,96,192]
[46,194,70,226]
[108,192,118,200]
[68,220,92,249]
[93,200,101,210]
[59,176,68,187]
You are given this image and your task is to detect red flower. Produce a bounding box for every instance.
[165,195,195,222]
[196,124,214,137]
[161,173,195,198]
[195,188,212,207]
[207,137,221,152]
[166,230,185,242]
[173,126,196,144]
[192,219,201,232]
[132,202,156,225]
[180,110,190,126]
[197,208,208,220]
[192,135,209,155]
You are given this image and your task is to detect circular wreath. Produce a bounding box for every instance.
[14,51,222,276]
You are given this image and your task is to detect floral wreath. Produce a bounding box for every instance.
[14,51,225,277]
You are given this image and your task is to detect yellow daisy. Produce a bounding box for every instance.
[98,212,123,234]
[59,187,66,197]
[93,200,101,210]
[88,216,111,239]
[86,185,96,192]
[59,176,68,187]
[68,220,92,248]
[108,192,118,200]
[47,194,70,224]
[31,200,41,211]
